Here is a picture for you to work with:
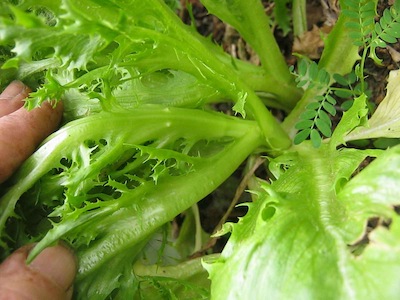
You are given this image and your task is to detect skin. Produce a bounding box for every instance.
[0,81,63,183]
[0,81,77,300]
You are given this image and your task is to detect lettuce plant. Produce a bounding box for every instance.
[1,0,400,299]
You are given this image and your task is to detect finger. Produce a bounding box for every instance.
[0,100,63,183]
[0,244,76,300]
[0,81,30,117]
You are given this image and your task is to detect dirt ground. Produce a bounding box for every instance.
[175,0,399,253]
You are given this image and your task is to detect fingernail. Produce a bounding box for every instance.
[0,81,28,100]
[29,244,77,291]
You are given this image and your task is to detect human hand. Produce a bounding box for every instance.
[0,81,76,299]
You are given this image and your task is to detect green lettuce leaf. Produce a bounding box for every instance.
[0,0,291,148]
[205,142,400,299]
[0,107,263,298]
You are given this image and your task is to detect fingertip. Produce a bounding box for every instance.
[29,243,77,292]
[0,97,64,183]
[0,81,31,117]
[39,100,64,127]
[0,243,77,300]
[0,81,28,100]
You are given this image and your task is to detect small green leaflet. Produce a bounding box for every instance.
[292,61,335,147]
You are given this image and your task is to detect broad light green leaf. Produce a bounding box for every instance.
[337,145,400,243]
[346,70,400,141]
[206,143,400,300]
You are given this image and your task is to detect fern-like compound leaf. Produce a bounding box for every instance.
[292,60,331,90]
[369,5,400,64]
[343,0,377,47]
[294,92,336,147]
[293,60,339,147]
[344,0,400,65]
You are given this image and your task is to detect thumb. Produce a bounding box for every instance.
[0,244,76,300]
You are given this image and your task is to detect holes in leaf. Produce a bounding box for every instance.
[124,176,142,189]
[48,167,64,175]
[32,47,55,61]
[350,156,376,178]
[84,139,97,148]
[32,7,57,27]
[261,205,276,221]
[99,138,108,146]
[348,217,392,256]
[87,184,122,202]
[113,191,122,199]
[60,157,72,168]
[83,138,111,160]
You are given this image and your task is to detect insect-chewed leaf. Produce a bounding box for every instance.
[294,129,311,145]
[295,119,313,130]
[316,119,332,137]
[310,129,322,148]
[323,101,337,116]
[207,144,400,300]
